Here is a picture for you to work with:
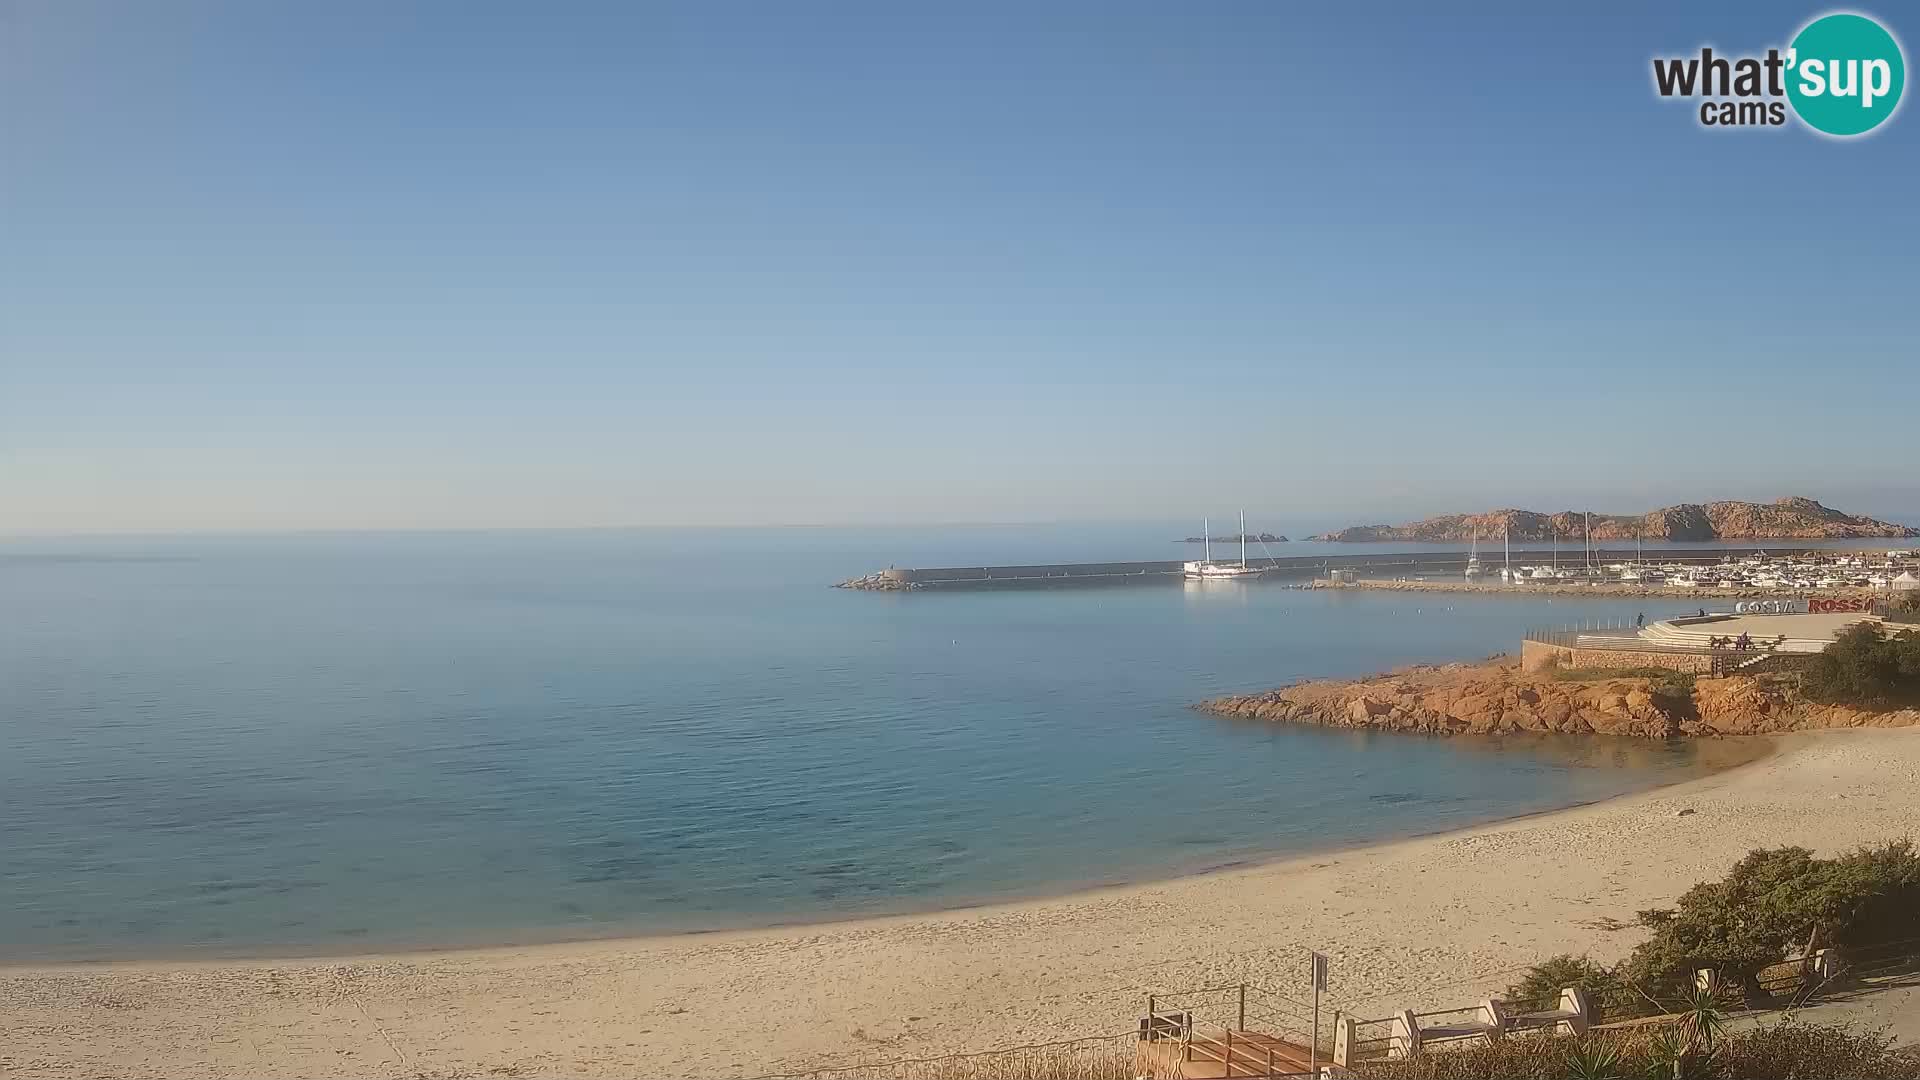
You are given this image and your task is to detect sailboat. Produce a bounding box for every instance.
[1463,531,1483,578]
[1499,527,1516,583]
[1531,524,1559,580]
[1184,510,1264,581]
[1584,511,1595,579]
[1620,532,1645,582]
[1553,519,1581,580]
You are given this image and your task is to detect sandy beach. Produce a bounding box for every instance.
[5,728,1919,1079]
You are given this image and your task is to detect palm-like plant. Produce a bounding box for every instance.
[1564,1039,1626,1080]
[1675,982,1728,1053]
[1644,982,1728,1080]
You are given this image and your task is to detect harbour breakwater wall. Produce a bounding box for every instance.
[835,547,1824,592]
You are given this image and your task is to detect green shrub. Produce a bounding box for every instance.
[1822,840,1920,948]
[1620,843,1920,1003]
[1354,1022,1919,1080]
[1802,623,1920,708]
[1505,955,1640,1020]
[1711,1020,1915,1080]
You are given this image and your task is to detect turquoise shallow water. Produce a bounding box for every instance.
[0,527,1805,961]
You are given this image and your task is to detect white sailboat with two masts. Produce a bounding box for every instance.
[1185,510,1265,581]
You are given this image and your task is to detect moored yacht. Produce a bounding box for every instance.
[1184,511,1264,581]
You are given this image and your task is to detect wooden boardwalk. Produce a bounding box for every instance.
[1137,1026,1317,1078]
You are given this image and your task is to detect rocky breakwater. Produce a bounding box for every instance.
[1198,660,1920,739]
[835,571,916,591]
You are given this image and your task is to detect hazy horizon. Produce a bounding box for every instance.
[6,1,1916,534]
[3,491,1915,541]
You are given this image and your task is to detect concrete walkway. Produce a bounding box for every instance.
[1729,972,1920,1046]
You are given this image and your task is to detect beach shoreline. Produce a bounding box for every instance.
[0,734,1773,971]
[11,729,1920,1079]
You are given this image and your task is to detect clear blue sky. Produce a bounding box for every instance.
[3,1,1915,532]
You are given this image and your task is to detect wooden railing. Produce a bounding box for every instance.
[1183,1025,1311,1078]
[1141,982,1321,1078]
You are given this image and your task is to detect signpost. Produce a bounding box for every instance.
[1310,951,1328,1073]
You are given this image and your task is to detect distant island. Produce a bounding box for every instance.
[1180,532,1287,544]
[1309,496,1917,542]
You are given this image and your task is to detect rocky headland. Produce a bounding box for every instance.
[1198,659,1920,740]
[1309,496,1916,543]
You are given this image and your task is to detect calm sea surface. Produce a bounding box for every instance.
[5,525,1892,961]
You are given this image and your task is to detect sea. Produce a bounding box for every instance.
[3,524,1906,962]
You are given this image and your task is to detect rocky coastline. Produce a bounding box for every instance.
[1197,659,1920,740]
[1310,496,1916,543]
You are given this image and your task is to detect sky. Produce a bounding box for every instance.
[2,1,1916,533]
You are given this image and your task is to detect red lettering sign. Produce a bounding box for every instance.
[1809,597,1874,614]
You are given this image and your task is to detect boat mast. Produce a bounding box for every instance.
[1240,509,1247,568]
[1552,523,1558,571]
[1504,526,1511,574]
[1204,517,1211,564]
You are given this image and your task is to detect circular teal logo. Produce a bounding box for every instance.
[1786,13,1905,136]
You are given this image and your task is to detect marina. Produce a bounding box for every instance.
[838,546,1920,592]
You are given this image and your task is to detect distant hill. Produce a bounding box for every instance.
[1309,497,1918,542]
